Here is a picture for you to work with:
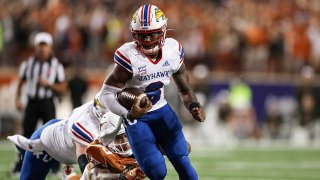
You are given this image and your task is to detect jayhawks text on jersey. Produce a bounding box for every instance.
[114,38,184,111]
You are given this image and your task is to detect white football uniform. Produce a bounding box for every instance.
[40,102,100,164]
[114,38,184,111]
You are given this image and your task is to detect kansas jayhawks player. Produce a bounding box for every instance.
[97,4,206,179]
[66,117,145,180]
[7,95,117,180]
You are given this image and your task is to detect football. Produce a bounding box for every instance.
[117,87,147,110]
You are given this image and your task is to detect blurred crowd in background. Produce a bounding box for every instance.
[0,0,320,146]
[1,0,320,72]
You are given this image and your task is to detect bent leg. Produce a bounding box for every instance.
[124,120,167,180]
[153,105,198,180]
[163,130,198,180]
[142,152,167,180]
[170,147,198,180]
[20,119,60,180]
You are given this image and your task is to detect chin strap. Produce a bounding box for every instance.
[141,45,160,55]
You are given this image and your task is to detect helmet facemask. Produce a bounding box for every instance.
[108,131,132,157]
[131,25,167,55]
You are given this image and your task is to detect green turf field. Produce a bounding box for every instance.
[1,140,320,180]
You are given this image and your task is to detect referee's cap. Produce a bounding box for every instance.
[34,32,53,46]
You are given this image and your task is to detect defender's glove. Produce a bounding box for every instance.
[86,143,137,172]
[119,167,145,180]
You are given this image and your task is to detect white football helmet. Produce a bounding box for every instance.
[100,112,133,157]
[130,4,167,55]
[92,94,108,119]
[107,125,132,157]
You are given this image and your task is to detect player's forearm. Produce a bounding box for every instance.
[173,64,200,109]
[101,64,135,119]
[180,91,199,110]
[74,141,89,173]
[99,84,129,117]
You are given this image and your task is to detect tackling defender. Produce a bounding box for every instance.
[7,94,117,180]
[98,4,206,179]
[67,117,191,180]
[66,117,145,180]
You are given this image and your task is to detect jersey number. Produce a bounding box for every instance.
[145,82,164,105]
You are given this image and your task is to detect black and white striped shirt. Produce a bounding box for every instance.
[19,56,65,99]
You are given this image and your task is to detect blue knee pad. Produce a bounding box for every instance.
[142,152,167,180]
[171,156,198,180]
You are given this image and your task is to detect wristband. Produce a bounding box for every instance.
[188,102,200,112]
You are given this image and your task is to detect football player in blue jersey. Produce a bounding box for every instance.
[98,4,206,180]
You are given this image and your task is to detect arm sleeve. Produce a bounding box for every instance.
[98,84,129,118]
[69,122,95,146]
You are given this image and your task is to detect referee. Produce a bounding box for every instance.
[13,32,67,173]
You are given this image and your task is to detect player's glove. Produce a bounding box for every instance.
[119,167,145,180]
[189,102,206,122]
[128,94,152,120]
[86,143,138,172]
[86,144,122,172]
